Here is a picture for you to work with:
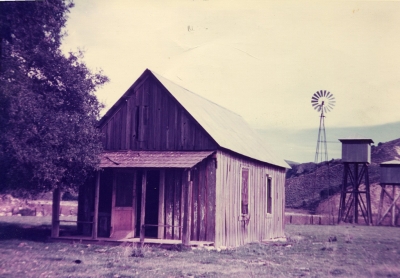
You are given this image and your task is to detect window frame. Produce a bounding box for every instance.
[266,175,273,216]
[240,167,250,216]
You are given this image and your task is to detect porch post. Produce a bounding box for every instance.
[158,169,165,239]
[110,171,116,237]
[182,169,192,246]
[92,171,100,239]
[132,170,137,237]
[51,187,61,237]
[140,170,147,247]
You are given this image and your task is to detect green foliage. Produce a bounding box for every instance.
[0,0,108,194]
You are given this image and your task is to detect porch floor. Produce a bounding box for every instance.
[50,236,214,247]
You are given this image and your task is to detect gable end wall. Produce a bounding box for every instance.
[99,76,217,151]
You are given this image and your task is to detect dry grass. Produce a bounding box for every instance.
[0,216,399,277]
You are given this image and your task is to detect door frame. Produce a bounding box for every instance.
[110,169,137,238]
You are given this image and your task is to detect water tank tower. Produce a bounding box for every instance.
[377,160,400,226]
[338,136,373,225]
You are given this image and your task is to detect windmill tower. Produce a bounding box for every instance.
[311,90,335,163]
[338,137,373,225]
[310,90,335,220]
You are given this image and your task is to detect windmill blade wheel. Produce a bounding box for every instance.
[311,91,335,113]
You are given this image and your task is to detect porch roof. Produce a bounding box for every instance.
[99,151,215,168]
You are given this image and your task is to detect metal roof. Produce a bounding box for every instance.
[151,70,289,168]
[100,151,214,168]
[338,134,374,144]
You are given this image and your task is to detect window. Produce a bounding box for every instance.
[241,168,249,215]
[266,176,272,214]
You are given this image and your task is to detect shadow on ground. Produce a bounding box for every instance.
[0,222,51,241]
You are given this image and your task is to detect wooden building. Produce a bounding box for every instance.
[56,69,289,247]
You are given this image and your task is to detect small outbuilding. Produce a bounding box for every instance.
[59,69,289,247]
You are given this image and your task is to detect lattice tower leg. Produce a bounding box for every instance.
[338,163,372,225]
[377,184,400,226]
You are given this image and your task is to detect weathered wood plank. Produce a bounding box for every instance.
[173,171,181,239]
[165,170,173,239]
[158,169,165,239]
[207,155,216,243]
[132,106,139,149]
[125,97,132,149]
[107,120,112,149]
[199,163,206,241]
[120,103,127,149]
[182,170,192,246]
[191,168,199,241]
[140,170,147,247]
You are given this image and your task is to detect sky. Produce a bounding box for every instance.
[61,0,400,162]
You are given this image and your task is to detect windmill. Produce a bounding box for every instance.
[311,90,335,163]
[310,90,335,220]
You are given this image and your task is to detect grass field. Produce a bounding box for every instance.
[0,216,399,277]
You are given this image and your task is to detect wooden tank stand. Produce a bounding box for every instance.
[377,160,400,226]
[338,162,372,225]
[376,184,400,226]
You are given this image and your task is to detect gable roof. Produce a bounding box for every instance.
[100,69,289,169]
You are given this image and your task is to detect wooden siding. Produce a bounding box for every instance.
[214,150,286,247]
[100,76,217,151]
[341,142,371,163]
[381,165,400,184]
[162,157,216,242]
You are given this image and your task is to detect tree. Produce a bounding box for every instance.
[0,0,108,195]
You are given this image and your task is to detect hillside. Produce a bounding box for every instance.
[285,138,400,213]
[257,121,400,163]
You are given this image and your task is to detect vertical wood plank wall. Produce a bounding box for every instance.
[162,157,216,242]
[100,76,217,151]
[214,150,286,247]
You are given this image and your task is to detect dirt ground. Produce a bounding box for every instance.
[0,216,399,277]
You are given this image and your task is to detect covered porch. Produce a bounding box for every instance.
[51,151,216,247]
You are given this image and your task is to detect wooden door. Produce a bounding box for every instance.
[110,170,137,239]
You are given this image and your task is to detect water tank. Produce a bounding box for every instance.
[380,160,400,185]
[338,137,374,164]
